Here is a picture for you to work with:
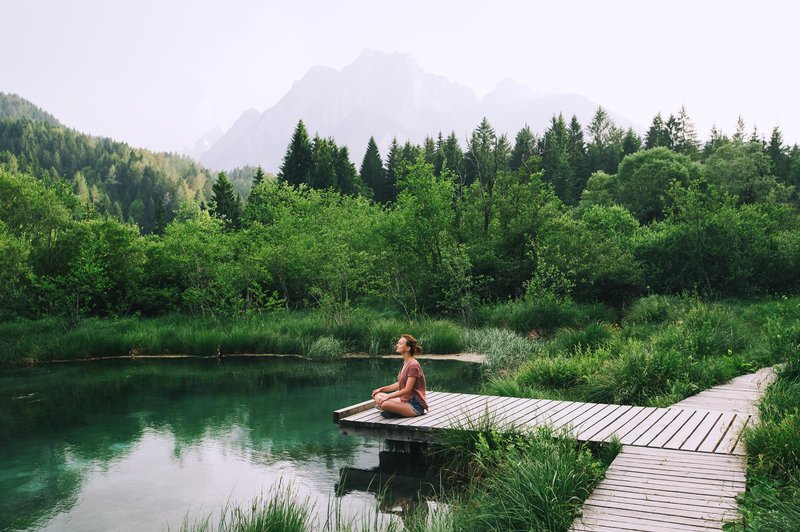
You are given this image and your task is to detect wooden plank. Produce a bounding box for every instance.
[493,398,557,430]
[590,487,738,510]
[617,409,670,445]
[599,477,741,497]
[515,399,591,430]
[716,414,750,455]
[697,412,737,453]
[586,406,644,441]
[572,404,625,437]
[607,464,746,484]
[559,403,609,432]
[663,410,711,450]
[680,411,724,452]
[623,408,678,446]
[645,409,696,447]
[578,507,719,531]
[545,401,594,427]
[610,451,746,471]
[584,495,739,521]
[579,405,634,441]
[619,445,744,465]
[609,458,746,481]
[333,399,376,423]
[502,399,571,431]
[594,480,740,502]
[407,394,510,430]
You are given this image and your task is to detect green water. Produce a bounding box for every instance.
[0,357,481,531]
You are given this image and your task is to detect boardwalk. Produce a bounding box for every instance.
[334,366,778,531]
[335,392,756,454]
[569,366,777,531]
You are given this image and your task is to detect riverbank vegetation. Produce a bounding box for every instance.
[735,351,800,529]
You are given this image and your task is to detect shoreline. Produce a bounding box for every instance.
[37,352,487,365]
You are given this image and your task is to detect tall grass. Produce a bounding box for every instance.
[177,483,313,532]
[737,350,800,530]
[432,422,613,532]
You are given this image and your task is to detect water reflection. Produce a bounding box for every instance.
[0,358,479,530]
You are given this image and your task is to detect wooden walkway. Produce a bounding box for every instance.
[334,366,778,531]
[336,392,756,455]
[569,366,777,531]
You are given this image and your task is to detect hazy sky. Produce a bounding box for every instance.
[2,0,798,153]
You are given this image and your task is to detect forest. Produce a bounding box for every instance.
[1,95,800,325]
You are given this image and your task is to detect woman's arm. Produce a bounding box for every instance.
[375,377,416,404]
[372,382,399,398]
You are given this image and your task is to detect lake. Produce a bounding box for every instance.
[0,357,481,531]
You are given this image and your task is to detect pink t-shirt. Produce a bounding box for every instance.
[397,358,427,410]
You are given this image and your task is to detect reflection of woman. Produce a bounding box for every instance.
[371,334,428,417]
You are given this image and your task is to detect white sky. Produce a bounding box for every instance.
[1,0,798,153]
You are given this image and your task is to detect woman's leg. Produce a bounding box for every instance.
[378,398,419,417]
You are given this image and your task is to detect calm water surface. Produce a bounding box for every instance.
[0,358,481,531]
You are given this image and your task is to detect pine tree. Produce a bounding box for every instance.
[309,135,337,190]
[359,137,384,198]
[252,166,266,187]
[566,116,589,202]
[381,138,402,203]
[441,132,464,182]
[209,171,241,229]
[767,126,790,179]
[335,145,360,195]
[733,116,746,143]
[542,114,573,202]
[510,124,537,172]
[465,118,510,234]
[278,120,313,186]
[673,106,699,157]
[645,113,672,149]
[586,106,623,173]
[622,128,642,156]
[423,136,436,166]
[703,125,728,158]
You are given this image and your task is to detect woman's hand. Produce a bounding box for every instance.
[371,388,382,398]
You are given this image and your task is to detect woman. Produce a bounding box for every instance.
[371,334,428,417]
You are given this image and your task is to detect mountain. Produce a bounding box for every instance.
[0,94,213,233]
[181,126,224,160]
[0,92,62,126]
[199,50,638,172]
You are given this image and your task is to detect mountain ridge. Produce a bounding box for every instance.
[198,50,638,171]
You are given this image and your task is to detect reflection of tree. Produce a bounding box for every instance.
[0,358,478,529]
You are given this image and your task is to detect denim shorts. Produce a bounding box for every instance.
[408,396,425,416]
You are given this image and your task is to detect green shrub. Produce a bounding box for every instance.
[624,295,684,325]
[411,319,464,354]
[551,322,614,355]
[517,356,596,391]
[462,327,539,372]
[306,336,344,361]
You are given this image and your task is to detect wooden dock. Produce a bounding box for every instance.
[334,366,778,530]
[335,393,755,454]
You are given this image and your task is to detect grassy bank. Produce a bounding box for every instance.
[485,296,800,407]
[4,297,798,412]
[0,297,610,368]
[735,351,800,530]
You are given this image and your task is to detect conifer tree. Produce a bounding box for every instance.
[423,136,436,166]
[733,116,746,143]
[278,120,313,186]
[252,166,266,187]
[767,126,790,179]
[673,106,699,157]
[542,114,573,202]
[566,116,589,201]
[441,132,464,182]
[209,171,241,229]
[381,138,402,203]
[510,124,537,172]
[622,128,642,156]
[645,113,672,149]
[335,145,360,195]
[359,137,384,198]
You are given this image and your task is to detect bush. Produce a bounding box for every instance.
[623,295,684,325]
[517,355,598,391]
[461,327,539,372]
[306,336,344,361]
[550,322,614,355]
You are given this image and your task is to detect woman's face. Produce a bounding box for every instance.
[395,337,409,355]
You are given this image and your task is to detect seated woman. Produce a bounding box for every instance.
[371,334,428,417]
